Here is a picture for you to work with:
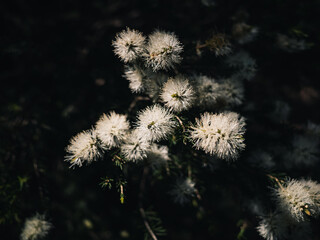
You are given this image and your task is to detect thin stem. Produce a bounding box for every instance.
[139,167,158,240]
[175,115,186,132]
[267,174,285,191]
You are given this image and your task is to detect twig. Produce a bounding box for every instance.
[139,167,158,240]
[175,115,186,132]
[267,174,285,191]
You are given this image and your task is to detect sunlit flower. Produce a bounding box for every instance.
[120,130,150,162]
[95,111,130,149]
[65,129,103,167]
[190,112,246,160]
[112,28,146,63]
[160,76,195,112]
[136,104,176,142]
[144,30,183,71]
[273,179,320,222]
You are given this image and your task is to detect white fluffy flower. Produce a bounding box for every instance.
[65,129,103,167]
[112,28,146,63]
[136,104,176,142]
[95,111,130,149]
[144,30,183,71]
[21,213,52,240]
[169,178,196,205]
[160,77,195,112]
[146,144,170,170]
[190,112,246,160]
[120,130,150,162]
[218,78,244,107]
[257,212,288,240]
[273,179,320,222]
[123,65,145,93]
[285,135,319,167]
[193,74,220,109]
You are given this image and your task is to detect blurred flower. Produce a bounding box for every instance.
[192,74,220,109]
[226,51,257,81]
[136,104,176,142]
[285,135,319,167]
[169,178,196,205]
[144,30,183,71]
[65,129,103,167]
[146,143,170,170]
[232,22,259,44]
[21,213,52,240]
[95,111,130,149]
[217,78,244,107]
[205,33,232,56]
[277,34,310,52]
[248,150,275,170]
[190,112,246,160]
[257,212,288,240]
[112,28,146,63]
[144,71,168,101]
[160,76,195,112]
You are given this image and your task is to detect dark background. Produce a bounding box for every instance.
[1,0,320,239]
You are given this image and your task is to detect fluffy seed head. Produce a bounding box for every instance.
[112,28,146,63]
[120,130,150,162]
[144,30,183,71]
[273,179,320,222]
[160,77,195,112]
[20,213,52,240]
[136,104,176,142]
[190,112,246,160]
[65,129,103,167]
[169,178,196,205]
[95,112,130,149]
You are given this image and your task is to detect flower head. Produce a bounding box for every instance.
[65,129,103,167]
[226,51,257,81]
[144,30,183,71]
[273,179,320,222]
[169,178,196,205]
[257,212,288,240]
[95,112,130,149]
[112,28,146,63]
[20,213,52,240]
[190,112,246,160]
[120,130,150,162]
[136,104,176,142]
[160,76,195,112]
